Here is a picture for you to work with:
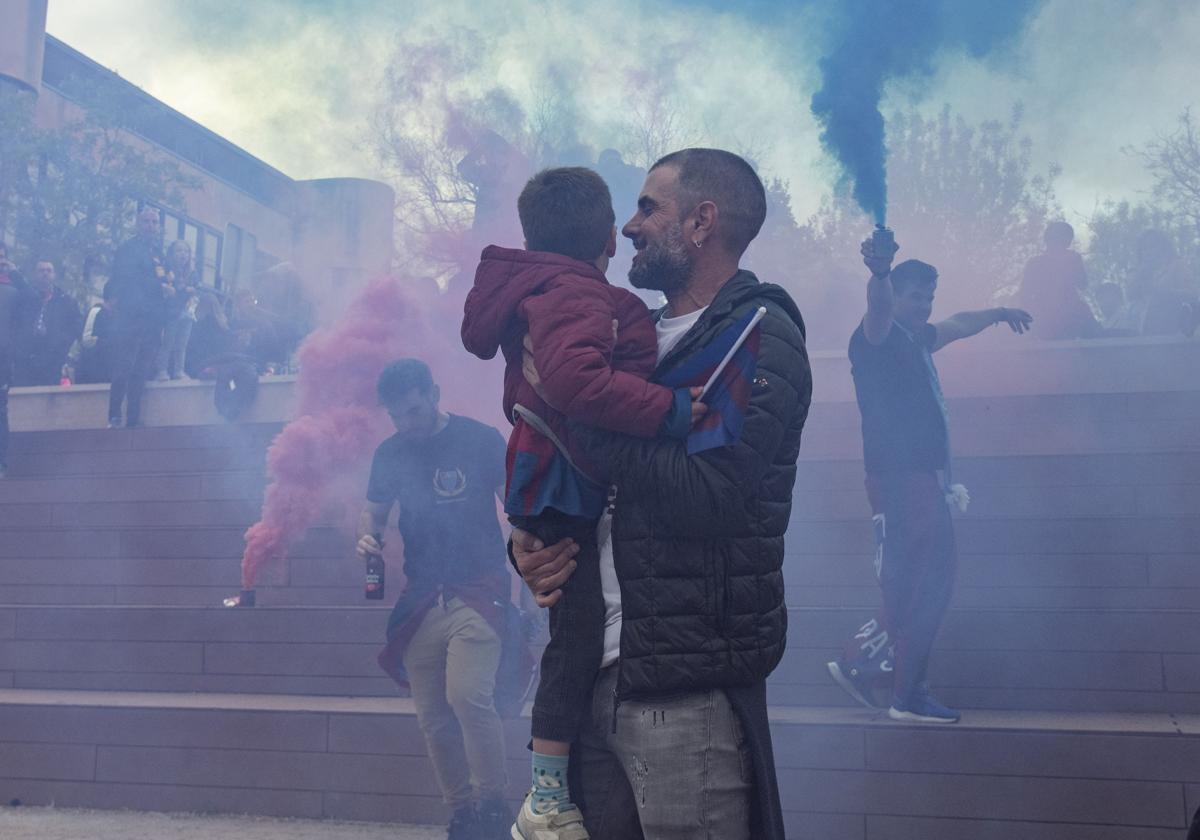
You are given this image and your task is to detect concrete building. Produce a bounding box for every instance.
[0,0,393,315]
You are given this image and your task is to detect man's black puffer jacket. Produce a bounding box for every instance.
[581,269,811,699]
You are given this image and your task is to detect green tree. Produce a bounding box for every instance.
[1085,201,1196,288]
[1085,109,1200,302]
[1138,108,1200,229]
[0,78,197,302]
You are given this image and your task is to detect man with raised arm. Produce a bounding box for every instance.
[827,237,1033,724]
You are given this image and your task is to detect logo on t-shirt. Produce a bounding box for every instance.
[432,467,468,501]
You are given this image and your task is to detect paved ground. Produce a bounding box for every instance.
[0,807,445,840]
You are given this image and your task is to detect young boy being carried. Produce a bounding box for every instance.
[462,167,703,840]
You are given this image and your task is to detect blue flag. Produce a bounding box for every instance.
[660,308,763,454]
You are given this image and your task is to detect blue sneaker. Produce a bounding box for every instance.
[827,660,883,710]
[888,687,960,724]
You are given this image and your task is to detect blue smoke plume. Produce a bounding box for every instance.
[810,0,1042,225]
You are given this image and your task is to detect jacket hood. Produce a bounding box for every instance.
[461,245,609,360]
[701,269,806,340]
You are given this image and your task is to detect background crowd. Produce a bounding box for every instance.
[0,208,303,419]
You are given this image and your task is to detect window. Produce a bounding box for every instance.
[163,212,184,241]
[220,223,256,291]
[202,233,221,287]
[182,222,199,256]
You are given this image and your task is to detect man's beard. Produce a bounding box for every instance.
[628,221,693,293]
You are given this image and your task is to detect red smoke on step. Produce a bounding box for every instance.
[239,276,499,592]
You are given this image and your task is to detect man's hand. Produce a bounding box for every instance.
[996,307,1033,334]
[512,527,580,608]
[861,236,899,278]
[355,533,383,560]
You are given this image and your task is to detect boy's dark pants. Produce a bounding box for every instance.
[512,509,604,743]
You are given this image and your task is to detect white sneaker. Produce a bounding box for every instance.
[511,790,589,840]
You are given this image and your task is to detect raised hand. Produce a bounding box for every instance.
[861,236,899,278]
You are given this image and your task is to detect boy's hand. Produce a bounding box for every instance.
[689,386,708,424]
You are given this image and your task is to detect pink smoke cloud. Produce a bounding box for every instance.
[239,275,502,591]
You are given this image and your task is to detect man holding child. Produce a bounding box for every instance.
[474,149,810,840]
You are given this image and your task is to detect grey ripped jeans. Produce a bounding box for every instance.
[572,664,753,840]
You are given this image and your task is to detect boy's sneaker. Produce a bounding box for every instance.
[446,803,479,840]
[826,660,882,710]
[512,790,589,840]
[888,687,960,724]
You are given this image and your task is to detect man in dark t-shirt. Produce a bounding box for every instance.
[356,359,513,840]
[827,240,1032,724]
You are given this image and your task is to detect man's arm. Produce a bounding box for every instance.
[861,237,899,345]
[932,307,1033,351]
[355,500,393,559]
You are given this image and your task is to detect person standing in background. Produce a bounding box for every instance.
[155,239,198,381]
[106,208,167,428]
[0,243,32,477]
[14,260,82,386]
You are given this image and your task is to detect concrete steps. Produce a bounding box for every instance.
[0,338,1196,834]
[0,604,1196,714]
[0,688,1195,838]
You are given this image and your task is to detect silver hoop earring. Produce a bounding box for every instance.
[694,240,703,249]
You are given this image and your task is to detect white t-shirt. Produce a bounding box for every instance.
[599,305,708,666]
[655,306,707,364]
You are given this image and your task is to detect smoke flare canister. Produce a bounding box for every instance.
[871,225,894,257]
[365,533,385,600]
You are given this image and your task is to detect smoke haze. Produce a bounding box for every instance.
[809,0,1041,224]
[46,0,1200,231]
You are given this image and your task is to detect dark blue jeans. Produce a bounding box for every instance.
[841,472,958,703]
[108,321,160,425]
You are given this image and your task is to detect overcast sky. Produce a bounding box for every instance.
[45,0,1200,228]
